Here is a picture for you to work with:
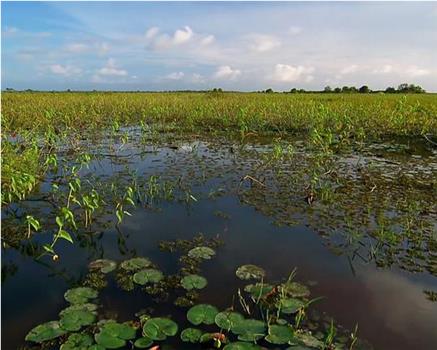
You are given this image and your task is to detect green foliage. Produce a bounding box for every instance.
[215,311,244,331]
[142,317,178,340]
[64,287,98,304]
[133,269,164,285]
[95,322,137,349]
[265,325,295,344]
[60,333,94,350]
[120,257,152,271]
[235,264,266,280]
[188,246,216,259]
[89,259,117,274]
[187,304,219,325]
[181,274,208,290]
[25,321,67,343]
[180,328,203,343]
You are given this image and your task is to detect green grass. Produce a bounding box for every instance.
[2,92,437,138]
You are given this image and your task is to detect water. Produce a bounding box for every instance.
[2,130,437,349]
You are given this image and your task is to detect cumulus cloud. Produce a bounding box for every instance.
[340,64,359,75]
[145,27,159,39]
[165,71,185,80]
[248,34,281,52]
[373,64,393,74]
[145,26,214,50]
[97,58,128,76]
[405,65,430,77]
[271,64,314,82]
[49,64,82,76]
[214,65,241,80]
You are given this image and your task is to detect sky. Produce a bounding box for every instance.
[2,1,437,91]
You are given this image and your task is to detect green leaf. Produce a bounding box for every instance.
[59,229,73,243]
[180,328,203,343]
[120,257,152,271]
[215,311,244,331]
[181,274,207,290]
[143,317,178,341]
[277,297,305,314]
[95,330,126,349]
[231,319,266,341]
[133,268,163,285]
[89,259,117,274]
[265,325,295,345]
[59,307,96,331]
[280,282,310,298]
[236,264,265,281]
[187,246,215,259]
[64,287,98,304]
[134,337,153,348]
[60,333,93,350]
[25,321,67,343]
[223,342,262,350]
[187,304,219,325]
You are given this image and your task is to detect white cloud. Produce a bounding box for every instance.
[49,64,82,77]
[165,71,185,80]
[271,64,314,82]
[340,64,359,75]
[201,35,215,46]
[288,26,302,35]
[65,43,89,53]
[145,26,214,50]
[173,26,193,44]
[97,58,128,76]
[145,27,159,39]
[214,65,241,80]
[373,64,393,74]
[405,65,430,77]
[248,34,281,52]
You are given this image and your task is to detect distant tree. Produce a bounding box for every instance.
[290,88,298,93]
[397,83,425,93]
[298,89,306,93]
[265,88,274,93]
[5,87,15,91]
[359,85,370,93]
[334,87,341,93]
[385,87,396,93]
[324,86,332,93]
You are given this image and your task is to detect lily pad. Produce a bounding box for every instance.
[224,342,262,350]
[60,307,96,331]
[277,297,305,314]
[187,304,219,325]
[236,264,265,280]
[265,324,295,345]
[188,246,215,259]
[133,269,163,285]
[25,321,67,343]
[215,311,244,330]
[180,328,203,343]
[143,317,178,341]
[280,282,310,298]
[95,321,137,349]
[231,319,266,341]
[244,283,274,298]
[181,274,208,290]
[294,332,324,348]
[120,257,152,271]
[89,259,117,274]
[64,287,98,304]
[60,303,98,316]
[60,333,93,350]
[134,337,153,348]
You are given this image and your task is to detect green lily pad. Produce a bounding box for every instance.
[64,287,98,304]
[180,328,203,343]
[188,246,215,259]
[60,307,96,331]
[181,274,208,290]
[134,337,153,348]
[25,321,67,343]
[95,321,137,349]
[133,269,163,285]
[143,317,178,341]
[277,297,305,314]
[244,283,274,298]
[120,257,152,271]
[215,311,244,330]
[187,304,219,325]
[236,264,265,280]
[265,324,295,344]
[88,346,106,350]
[60,303,98,316]
[294,332,324,348]
[60,333,93,350]
[224,342,262,350]
[280,282,310,298]
[231,319,266,341]
[89,259,117,274]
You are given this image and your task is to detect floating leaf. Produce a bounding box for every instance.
[134,337,153,348]
[88,346,105,350]
[187,304,219,325]
[25,321,67,343]
[231,319,266,341]
[60,333,93,350]
[277,297,305,314]
[95,322,136,349]
[64,287,98,304]
[120,257,152,271]
[133,269,163,285]
[89,259,117,274]
[60,307,96,331]
[265,325,295,345]
[143,317,178,341]
[60,303,98,316]
[224,342,262,350]
[236,265,265,281]
[244,283,274,298]
[181,274,207,290]
[215,311,244,330]
[188,246,215,259]
[180,328,203,343]
[95,330,125,349]
[280,282,310,298]
[294,332,324,348]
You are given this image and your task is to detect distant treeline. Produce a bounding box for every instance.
[3,83,427,94]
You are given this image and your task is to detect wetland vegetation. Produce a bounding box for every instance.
[1,91,437,350]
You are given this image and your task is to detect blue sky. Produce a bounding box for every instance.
[2,1,437,91]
